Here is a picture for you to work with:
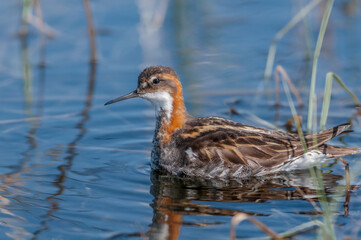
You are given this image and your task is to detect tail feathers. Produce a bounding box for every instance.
[325,123,352,137]
[319,144,361,158]
[305,123,360,157]
[305,123,352,150]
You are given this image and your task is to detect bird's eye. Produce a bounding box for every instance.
[152,78,160,84]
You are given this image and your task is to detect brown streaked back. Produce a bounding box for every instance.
[175,118,360,169]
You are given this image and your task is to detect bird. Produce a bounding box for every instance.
[105,65,361,178]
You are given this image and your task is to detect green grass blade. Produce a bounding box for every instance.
[22,0,34,21]
[307,0,335,133]
[320,72,360,130]
[320,73,333,130]
[279,69,336,238]
[333,73,361,106]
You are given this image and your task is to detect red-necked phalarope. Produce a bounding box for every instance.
[105,66,361,178]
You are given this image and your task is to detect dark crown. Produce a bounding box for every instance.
[138,66,178,83]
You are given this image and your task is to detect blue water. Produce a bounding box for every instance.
[1,0,361,239]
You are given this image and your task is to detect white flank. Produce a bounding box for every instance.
[142,92,173,119]
[268,150,329,173]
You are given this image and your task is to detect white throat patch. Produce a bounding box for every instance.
[142,92,173,119]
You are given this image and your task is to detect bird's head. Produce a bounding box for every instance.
[105,66,185,120]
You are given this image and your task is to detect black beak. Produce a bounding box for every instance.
[104,90,139,106]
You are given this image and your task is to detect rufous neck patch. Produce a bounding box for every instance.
[158,76,186,144]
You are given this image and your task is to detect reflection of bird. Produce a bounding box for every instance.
[147,171,345,239]
[105,66,361,178]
